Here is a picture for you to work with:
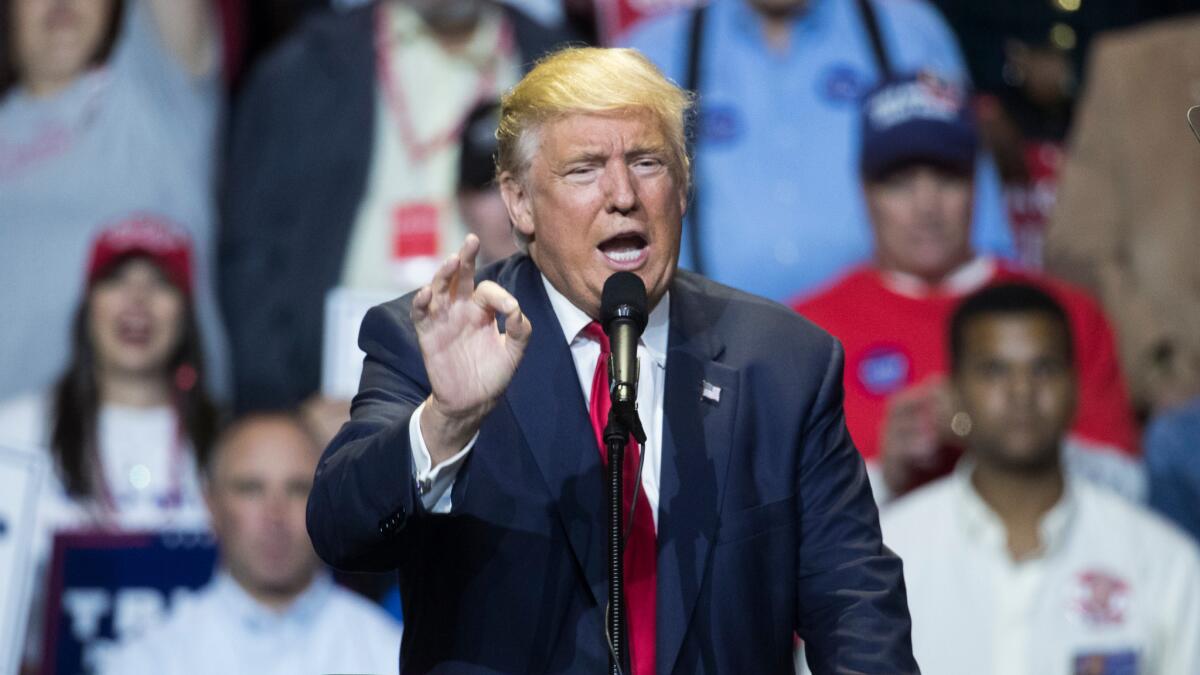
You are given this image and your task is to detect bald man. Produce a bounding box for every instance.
[100,414,402,675]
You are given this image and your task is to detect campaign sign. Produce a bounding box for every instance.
[322,287,398,401]
[39,530,216,674]
[0,445,45,675]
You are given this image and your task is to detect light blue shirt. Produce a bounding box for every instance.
[98,572,403,675]
[621,0,1015,301]
[1145,398,1200,545]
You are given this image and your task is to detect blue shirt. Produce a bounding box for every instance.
[1145,398,1200,545]
[621,0,1015,301]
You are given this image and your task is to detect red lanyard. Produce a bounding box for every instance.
[91,408,187,522]
[372,3,513,164]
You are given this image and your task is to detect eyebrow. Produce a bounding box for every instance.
[561,145,668,166]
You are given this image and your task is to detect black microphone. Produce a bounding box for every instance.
[600,272,649,410]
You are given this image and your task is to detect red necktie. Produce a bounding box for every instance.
[583,321,657,675]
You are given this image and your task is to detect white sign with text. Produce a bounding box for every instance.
[0,444,45,675]
[322,287,401,401]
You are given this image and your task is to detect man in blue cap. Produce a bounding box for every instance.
[795,72,1140,503]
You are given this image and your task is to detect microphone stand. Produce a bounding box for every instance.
[604,375,647,675]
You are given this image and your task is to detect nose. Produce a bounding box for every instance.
[1006,369,1037,408]
[911,175,942,217]
[263,489,289,525]
[122,275,157,306]
[603,162,638,215]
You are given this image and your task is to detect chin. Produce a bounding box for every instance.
[993,448,1059,475]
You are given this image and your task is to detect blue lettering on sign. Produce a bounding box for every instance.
[1072,650,1139,675]
[819,64,871,104]
[698,103,742,144]
[857,346,911,396]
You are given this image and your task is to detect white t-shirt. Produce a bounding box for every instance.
[0,393,208,544]
[881,465,1200,675]
[0,391,209,662]
[97,572,403,675]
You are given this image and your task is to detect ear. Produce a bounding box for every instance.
[499,171,536,239]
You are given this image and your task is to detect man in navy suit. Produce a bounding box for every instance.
[306,47,917,673]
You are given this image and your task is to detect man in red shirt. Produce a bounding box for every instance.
[793,73,1139,502]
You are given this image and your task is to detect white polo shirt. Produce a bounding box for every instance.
[881,464,1200,675]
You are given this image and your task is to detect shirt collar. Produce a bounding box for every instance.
[952,459,1078,561]
[212,569,334,631]
[727,0,834,50]
[879,256,996,300]
[541,275,671,368]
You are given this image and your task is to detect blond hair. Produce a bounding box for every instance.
[496,47,693,187]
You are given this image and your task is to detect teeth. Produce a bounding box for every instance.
[604,248,642,263]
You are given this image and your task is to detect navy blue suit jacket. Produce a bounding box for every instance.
[307,255,917,673]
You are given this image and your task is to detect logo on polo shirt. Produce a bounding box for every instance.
[855,345,912,397]
[1073,570,1130,626]
[818,64,871,104]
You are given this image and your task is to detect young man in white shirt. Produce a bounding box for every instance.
[99,414,402,675]
[882,282,1200,675]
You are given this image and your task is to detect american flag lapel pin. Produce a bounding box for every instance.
[701,380,722,405]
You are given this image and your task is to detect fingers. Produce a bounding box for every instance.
[474,280,532,345]
[416,237,481,324]
[473,280,519,317]
[455,235,480,300]
[431,253,461,301]
[411,284,433,324]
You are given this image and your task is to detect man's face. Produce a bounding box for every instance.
[955,313,1076,472]
[501,110,686,318]
[205,418,320,606]
[866,163,974,282]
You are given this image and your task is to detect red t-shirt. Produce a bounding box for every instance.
[792,260,1137,464]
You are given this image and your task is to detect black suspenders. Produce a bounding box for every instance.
[682,0,893,277]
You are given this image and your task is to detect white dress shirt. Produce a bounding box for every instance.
[410,276,670,526]
[97,572,403,675]
[881,463,1200,675]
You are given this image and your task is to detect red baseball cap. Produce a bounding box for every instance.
[86,214,194,296]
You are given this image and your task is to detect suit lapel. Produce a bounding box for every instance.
[656,275,739,675]
[502,258,608,606]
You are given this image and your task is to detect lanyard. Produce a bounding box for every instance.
[372,3,513,164]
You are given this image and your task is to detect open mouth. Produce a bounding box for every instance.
[598,233,649,266]
[115,313,154,347]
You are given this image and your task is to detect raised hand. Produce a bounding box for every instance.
[411,235,532,463]
[879,375,954,496]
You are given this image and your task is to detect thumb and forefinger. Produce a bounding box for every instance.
[474,280,532,349]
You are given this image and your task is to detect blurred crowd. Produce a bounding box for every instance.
[2,0,1200,673]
